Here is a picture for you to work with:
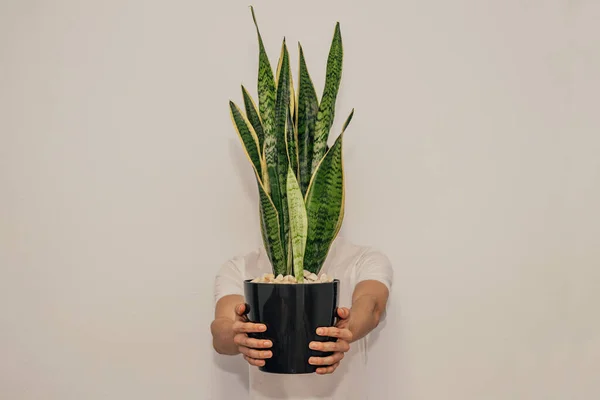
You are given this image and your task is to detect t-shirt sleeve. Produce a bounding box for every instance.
[355,247,394,293]
[213,257,245,305]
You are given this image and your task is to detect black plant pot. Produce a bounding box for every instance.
[243,279,340,374]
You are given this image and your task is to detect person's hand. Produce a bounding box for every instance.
[233,303,273,367]
[308,307,353,374]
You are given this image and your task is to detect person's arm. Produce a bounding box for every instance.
[347,279,390,343]
[308,248,393,374]
[210,294,244,355]
[210,258,273,366]
[307,280,390,373]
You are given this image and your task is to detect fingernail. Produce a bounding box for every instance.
[259,325,266,331]
[308,357,315,364]
[263,341,271,347]
[316,328,324,335]
[309,342,317,349]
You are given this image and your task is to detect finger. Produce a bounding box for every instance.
[235,303,252,318]
[316,362,339,375]
[243,355,265,367]
[233,321,267,333]
[234,333,271,348]
[238,346,272,359]
[336,307,350,320]
[233,333,247,346]
[309,351,344,366]
[316,327,353,341]
[309,340,349,353]
[235,305,249,323]
[235,303,246,316]
[234,335,272,349]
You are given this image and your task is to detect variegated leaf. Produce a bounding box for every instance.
[232,97,286,274]
[250,6,276,140]
[229,101,261,174]
[296,43,319,195]
[241,86,265,152]
[258,179,287,276]
[311,22,343,174]
[287,167,308,281]
[273,39,292,260]
[286,107,298,179]
[304,109,353,274]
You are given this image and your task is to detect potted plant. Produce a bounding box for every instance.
[228,6,353,374]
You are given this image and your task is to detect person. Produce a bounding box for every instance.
[210,236,393,399]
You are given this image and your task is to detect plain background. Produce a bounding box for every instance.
[1,0,599,399]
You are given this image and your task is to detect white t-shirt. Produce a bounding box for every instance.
[213,236,393,400]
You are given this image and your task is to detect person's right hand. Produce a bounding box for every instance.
[233,303,273,367]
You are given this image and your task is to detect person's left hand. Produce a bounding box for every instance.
[308,307,353,374]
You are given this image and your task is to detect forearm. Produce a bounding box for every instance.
[347,294,383,343]
[210,317,240,355]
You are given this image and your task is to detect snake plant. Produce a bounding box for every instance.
[229,6,353,282]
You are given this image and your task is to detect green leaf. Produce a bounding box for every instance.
[289,63,297,126]
[229,101,261,174]
[311,22,343,175]
[341,109,354,131]
[241,86,265,152]
[232,97,286,274]
[250,6,276,140]
[285,107,298,179]
[304,109,353,274]
[259,152,270,193]
[258,178,287,276]
[273,39,292,265]
[333,110,353,237]
[296,43,319,196]
[262,131,283,239]
[287,167,308,282]
[286,236,293,276]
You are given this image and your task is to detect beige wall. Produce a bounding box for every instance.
[1,0,598,399]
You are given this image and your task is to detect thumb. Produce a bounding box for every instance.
[236,303,252,317]
[337,307,350,319]
[235,303,246,316]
